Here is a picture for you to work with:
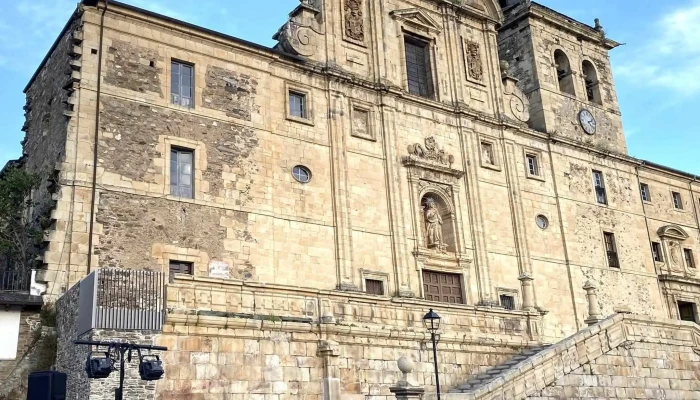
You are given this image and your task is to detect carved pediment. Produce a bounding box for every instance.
[403,137,463,180]
[658,225,689,241]
[390,8,441,34]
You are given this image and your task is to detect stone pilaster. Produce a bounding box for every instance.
[318,340,341,400]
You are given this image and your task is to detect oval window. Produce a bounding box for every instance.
[292,165,312,183]
[536,215,549,230]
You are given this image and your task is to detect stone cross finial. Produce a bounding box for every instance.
[583,280,602,325]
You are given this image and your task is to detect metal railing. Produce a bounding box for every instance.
[0,269,30,292]
[85,269,166,332]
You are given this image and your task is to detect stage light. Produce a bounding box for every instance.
[85,351,113,379]
[138,354,164,381]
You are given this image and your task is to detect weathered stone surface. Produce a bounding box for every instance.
[104,39,163,96]
[99,97,259,200]
[202,65,259,120]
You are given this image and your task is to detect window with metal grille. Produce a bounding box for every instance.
[404,36,434,98]
[500,294,515,311]
[684,249,695,268]
[169,260,193,282]
[289,91,307,119]
[678,301,697,323]
[170,148,194,199]
[672,192,683,209]
[365,279,384,295]
[593,170,607,205]
[640,183,651,202]
[651,242,663,262]
[171,61,194,108]
[603,232,619,268]
[526,154,539,176]
[422,270,463,304]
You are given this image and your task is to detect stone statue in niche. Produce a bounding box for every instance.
[670,241,682,265]
[407,137,455,166]
[423,198,445,252]
[465,40,483,82]
[344,0,365,43]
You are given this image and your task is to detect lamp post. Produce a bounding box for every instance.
[423,309,441,400]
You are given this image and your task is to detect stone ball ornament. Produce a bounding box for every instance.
[397,356,415,374]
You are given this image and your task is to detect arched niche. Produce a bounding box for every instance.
[582,60,602,105]
[419,190,457,254]
[554,49,576,96]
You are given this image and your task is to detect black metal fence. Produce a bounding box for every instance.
[0,269,30,292]
[93,269,166,331]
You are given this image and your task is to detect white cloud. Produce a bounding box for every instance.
[615,1,700,95]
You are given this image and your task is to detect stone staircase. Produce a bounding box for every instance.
[429,314,700,400]
[450,345,551,393]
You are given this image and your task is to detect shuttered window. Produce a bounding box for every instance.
[604,232,619,268]
[170,148,194,199]
[169,260,193,282]
[422,271,463,304]
[404,36,434,98]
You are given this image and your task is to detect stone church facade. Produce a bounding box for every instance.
[12,0,700,398]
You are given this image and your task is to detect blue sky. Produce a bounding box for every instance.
[0,0,698,174]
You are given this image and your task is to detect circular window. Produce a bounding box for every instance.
[292,165,312,183]
[536,215,549,230]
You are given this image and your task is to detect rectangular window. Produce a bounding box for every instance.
[404,36,434,98]
[500,294,515,311]
[169,260,193,282]
[289,91,307,119]
[422,270,463,304]
[171,61,194,108]
[684,249,695,269]
[640,183,651,202]
[526,154,539,176]
[481,142,495,165]
[593,170,607,205]
[652,242,663,262]
[170,148,194,199]
[672,192,683,209]
[603,232,619,268]
[365,279,385,296]
[678,301,697,323]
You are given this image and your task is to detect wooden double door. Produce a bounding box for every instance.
[422,270,464,304]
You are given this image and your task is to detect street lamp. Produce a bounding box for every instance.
[423,309,442,400]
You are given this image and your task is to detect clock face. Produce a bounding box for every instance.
[579,109,597,135]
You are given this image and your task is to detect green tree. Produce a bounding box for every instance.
[0,166,40,272]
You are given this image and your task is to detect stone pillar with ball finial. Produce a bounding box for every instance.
[390,356,425,400]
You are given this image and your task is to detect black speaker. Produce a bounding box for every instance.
[26,371,67,400]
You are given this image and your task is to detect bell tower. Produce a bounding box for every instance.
[497,2,626,154]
